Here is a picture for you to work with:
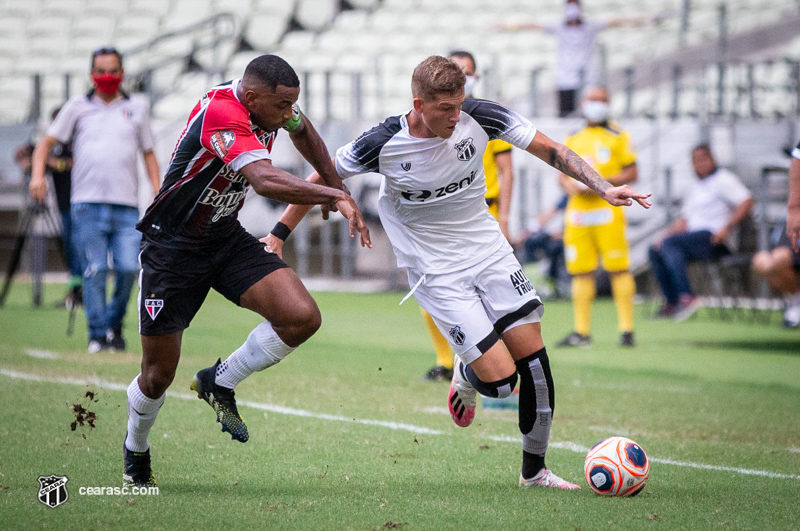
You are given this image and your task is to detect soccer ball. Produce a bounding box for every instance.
[584,436,649,496]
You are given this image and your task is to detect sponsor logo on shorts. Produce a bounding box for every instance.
[38,475,69,509]
[454,137,476,161]
[510,269,534,296]
[144,299,164,320]
[401,162,411,171]
[210,130,236,158]
[449,325,466,346]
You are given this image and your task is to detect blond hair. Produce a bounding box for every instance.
[411,56,466,101]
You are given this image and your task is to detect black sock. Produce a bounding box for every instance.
[522,451,546,480]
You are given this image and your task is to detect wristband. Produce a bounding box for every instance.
[270,221,292,241]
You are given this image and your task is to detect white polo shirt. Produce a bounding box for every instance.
[681,168,752,234]
[48,91,155,207]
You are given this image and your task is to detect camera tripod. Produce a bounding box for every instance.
[0,200,68,313]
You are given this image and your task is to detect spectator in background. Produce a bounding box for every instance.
[30,46,161,353]
[419,50,517,382]
[556,87,639,348]
[497,0,663,117]
[648,145,754,321]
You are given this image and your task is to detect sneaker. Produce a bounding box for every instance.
[519,469,581,489]
[191,359,249,443]
[88,337,109,354]
[556,332,592,348]
[783,303,800,328]
[652,303,676,319]
[123,444,156,487]
[674,295,702,322]
[447,356,476,428]
[620,331,635,347]
[421,365,454,382]
[106,328,126,351]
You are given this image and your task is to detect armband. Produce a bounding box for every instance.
[270,221,292,241]
[282,104,302,132]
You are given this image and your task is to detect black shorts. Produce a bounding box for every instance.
[138,226,288,336]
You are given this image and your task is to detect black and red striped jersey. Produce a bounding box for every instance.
[137,78,276,247]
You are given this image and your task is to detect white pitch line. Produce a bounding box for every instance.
[2,368,799,482]
[25,349,61,360]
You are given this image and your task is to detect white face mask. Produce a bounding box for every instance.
[564,3,582,22]
[464,75,478,97]
[582,100,610,123]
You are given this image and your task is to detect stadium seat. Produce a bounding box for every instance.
[331,9,369,31]
[253,0,296,17]
[295,0,338,31]
[128,0,172,17]
[164,0,214,31]
[83,0,127,16]
[211,0,254,20]
[72,16,116,42]
[280,31,317,52]
[245,14,289,50]
[115,15,162,40]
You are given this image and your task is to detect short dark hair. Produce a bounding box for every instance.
[412,56,466,101]
[91,46,123,70]
[692,143,712,154]
[449,50,476,71]
[243,55,300,89]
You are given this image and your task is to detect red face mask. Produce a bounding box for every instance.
[92,73,123,95]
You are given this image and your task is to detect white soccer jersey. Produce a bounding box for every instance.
[335,99,537,274]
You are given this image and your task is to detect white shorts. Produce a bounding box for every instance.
[408,247,544,365]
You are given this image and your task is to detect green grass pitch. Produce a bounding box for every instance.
[1,283,799,530]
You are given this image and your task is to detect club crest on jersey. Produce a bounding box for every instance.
[454,137,476,161]
[210,130,236,159]
[449,325,466,346]
[145,299,164,320]
[401,162,411,171]
[38,475,69,509]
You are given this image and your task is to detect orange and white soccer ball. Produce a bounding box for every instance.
[584,436,650,496]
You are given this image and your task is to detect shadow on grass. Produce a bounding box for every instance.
[689,339,800,355]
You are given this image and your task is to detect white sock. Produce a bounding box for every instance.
[125,376,165,453]
[215,322,295,389]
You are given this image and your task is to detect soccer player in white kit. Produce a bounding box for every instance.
[266,56,650,488]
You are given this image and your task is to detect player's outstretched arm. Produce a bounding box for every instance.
[29,135,59,203]
[241,160,371,255]
[263,171,324,258]
[526,131,651,209]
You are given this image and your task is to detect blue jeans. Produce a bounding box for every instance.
[59,210,82,279]
[72,203,141,339]
[648,230,724,305]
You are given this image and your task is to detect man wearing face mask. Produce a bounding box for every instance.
[498,0,662,117]
[557,86,639,348]
[30,47,161,353]
[418,50,517,382]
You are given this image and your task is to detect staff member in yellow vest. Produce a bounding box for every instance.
[420,50,516,381]
[557,86,638,347]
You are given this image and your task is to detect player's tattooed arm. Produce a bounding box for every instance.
[547,143,612,199]
[526,130,651,209]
